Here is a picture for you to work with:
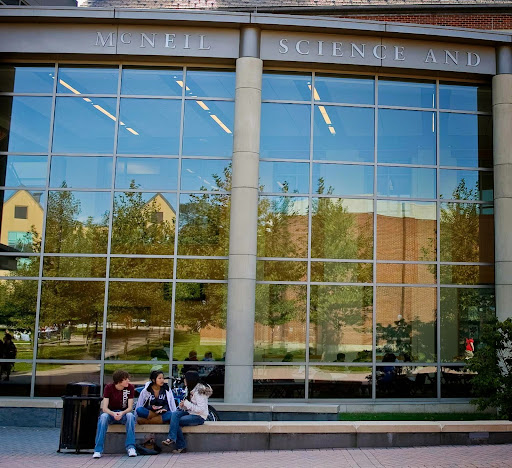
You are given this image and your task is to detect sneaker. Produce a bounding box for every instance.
[172,448,186,454]
[92,452,101,459]
[127,447,137,457]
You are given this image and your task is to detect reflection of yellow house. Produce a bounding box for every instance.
[147,193,176,225]
[0,190,43,250]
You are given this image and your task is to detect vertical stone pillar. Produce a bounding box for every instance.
[224,27,262,403]
[493,46,512,322]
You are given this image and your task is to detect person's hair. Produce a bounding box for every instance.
[112,369,130,384]
[4,333,12,341]
[184,370,200,400]
[150,370,164,385]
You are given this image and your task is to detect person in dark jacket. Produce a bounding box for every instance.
[0,334,17,381]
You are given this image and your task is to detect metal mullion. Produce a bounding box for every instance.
[309,101,375,109]
[0,276,39,280]
[41,277,106,282]
[370,196,437,203]
[55,94,117,99]
[438,108,492,116]
[436,78,442,400]
[109,277,175,283]
[440,261,494,266]
[180,155,231,160]
[176,254,228,260]
[0,93,53,97]
[440,284,493,289]
[30,62,57,398]
[259,158,310,163]
[378,105,436,112]
[42,253,107,257]
[372,74,378,401]
[0,152,49,156]
[253,361,307,366]
[258,257,308,262]
[48,187,111,192]
[311,160,374,166]
[261,99,309,105]
[374,283,439,288]
[119,94,182,100]
[115,154,180,159]
[377,162,437,169]
[376,260,437,265]
[183,96,234,102]
[44,153,115,158]
[313,194,374,200]
[440,199,489,205]
[113,188,179,194]
[175,190,228,195]
[34,359,104,365]
[440,165,493,172]
[311,258,370,263]
[310,282,373,287]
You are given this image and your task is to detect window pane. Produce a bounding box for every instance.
[181,159,231,192]
[115,157,178,190]
[44,191,110,254]
[52,97,116,154]
[376,286,437,362]
[112,192,176,255]
[117,99,181,155]
[310,261,372,283]
[440,114,492,168]
[440,265,494,285]
[0,97,52,153]
[439,169,493,202]
[376,365,437,398]
[253,365,305,399]
[254,284,307,362]
[260,103,310,159]
[259,161,309,194]
[185,69,235,99]
[109,257,174,279]
[182,100,234,157]
[1,190,45,253]
[256,260,307,282]
[310,285,373,363]
[377,166,436,199]
[177,258,228,280]
[0,65,55,93]
[262,72,311,101]
[377,263,436,284]
[0,256,39,277]
[440,202,494,263]
[440,287,495,362]
[440,83,491,112]
[178,193,230,256]
[50,156,112,189]
[377,201,436,261]
[35,363,100,397]
[258,196,308,258]
[0,155,48,187]
[379,79,436,108]
[104,364,169,387]
[313,163,373,196]
[309,366,372,399]
[173,282,226,360]
[57,67,118,95]
[38,280,105,359]
[311,198,373,260]
[441,366,473,398]
[121,67,183,96]
[315,75,374,105]
[378,110,436,165]
[106,281,171,361]
[43,257,107,278]
[0,362,31,396]
[313,106,374,163]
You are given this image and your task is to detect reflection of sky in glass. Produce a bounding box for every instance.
[260,103,310,159]
[1,97,52,153]
[185,70,235,99]
[315,75,374,105]
[262,73,311,101]
[121,68,183,96]
[440,83,491,112]
[439,169,493,201]
[377,166,436,199]
[57,67,118,95]
[259,161,309,194]
[313,163,373,196]
[181,159,231,191]
[0,66,55,93]
[377,200,436,220]
[2,156,48,187]
[182,100,234,157]
[116,157,178,190]
[52,97,116,154]
[379,79,435,108]
[50,156,112,189]
[48,191,111,224]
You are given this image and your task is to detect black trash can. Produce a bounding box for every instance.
[58,381,102,453]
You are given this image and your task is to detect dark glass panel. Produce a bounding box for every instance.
[182,100,234,157]
[115,157,178,190]
[261,72,311,101]
[377,166,436,199]
[440,203,494,263]
[378,109,436,165]
[57,67,118,95]
[376,286,437,362]
[38,280,105,359]
[440,265,494,285]
[377,201,436,261]
[104,364,170,388]
[253,365,305,399]
[173,283,226,361]
[378,78,436,108]
[52,97,116,154]
[112,192,176,255]
[441,366,475,398]
[50,156,112,189]
[313,163,373,196]
[310,261,372,283]
[0,256,39,277]
[181,159,231,192]
[311,198,373,260]
[43,257,107,278]
[258,196,308,258]
[0,96,52,153]
[376,365,437,398]
[121,67,183,96]
[256,260,307,282]
[254,284,307,362]
[110,257,174,279]
[309,366,372,399]
[35,363,100,397]
[315,74,374,105]
[106,281,171,361]
[377,263,436,285]
[260,103,310,159]
[439,83,491,113]
[440,169,493,202]
[440,114,492,168]
[259,161,309,194]
[185,69,235,99]
[44,191,110,254]
[0,155,48,188]
[0,362,31,396]
[177,258,227,280]
[0,65,54,93]
[440,287,495,362]
[313,106,374,163]
[309,285,373,363]
[177,193,229,256]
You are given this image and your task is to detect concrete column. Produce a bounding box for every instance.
[224,27,262,403]
[493,46,512,322]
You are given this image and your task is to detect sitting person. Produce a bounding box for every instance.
[162,370,212,453]
[135,370,176,424]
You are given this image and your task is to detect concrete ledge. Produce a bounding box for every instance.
[0,398,62,408]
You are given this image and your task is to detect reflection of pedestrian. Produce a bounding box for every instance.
[0,334,17,381]
[182,350,199,374]
[465,337,475,359]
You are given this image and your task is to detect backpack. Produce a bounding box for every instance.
[135,436,162,456]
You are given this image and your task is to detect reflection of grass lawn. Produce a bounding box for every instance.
[172,330,225,361]
[37,342,101,360]
[254,346,305,362]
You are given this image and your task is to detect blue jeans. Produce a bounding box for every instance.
[94,412,136,454]
[136,406,172,423]
[168,409,204,449]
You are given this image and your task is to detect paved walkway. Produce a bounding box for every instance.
[1,427,512,467]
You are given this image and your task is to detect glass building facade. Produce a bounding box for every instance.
[0,64,495,400]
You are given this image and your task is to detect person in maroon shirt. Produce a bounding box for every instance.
[92,369,137,459]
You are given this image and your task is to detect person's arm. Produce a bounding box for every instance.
[120,398,134,417]
[101,397,115,417]
[181,393,208,416]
